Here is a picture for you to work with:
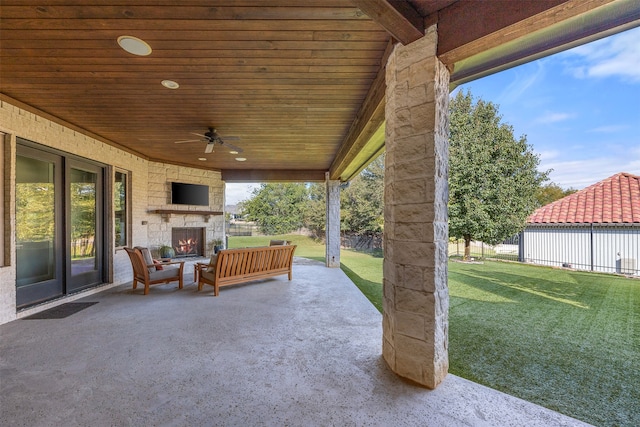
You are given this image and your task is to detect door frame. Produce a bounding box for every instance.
[15,144,65,307]
[16,139,108,308]
[66,158,105,293]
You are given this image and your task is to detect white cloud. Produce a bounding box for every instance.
[535,112,576,124]
[225,183,259,205]
[541,156,640,189]
[562,27,640,83]
[497,61,547,104]
[537,150,560,160]
[588,124,630,133]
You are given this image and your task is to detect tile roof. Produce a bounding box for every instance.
[528,172,640,224]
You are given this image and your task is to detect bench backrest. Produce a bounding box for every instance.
[215,245,296,279]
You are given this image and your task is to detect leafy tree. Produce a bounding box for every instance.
[16,183,55,243]
[303,182,326,236]
[341,154,384,234]
[240,183,308,235]
[449,90,548,259]
[535,182,578,206]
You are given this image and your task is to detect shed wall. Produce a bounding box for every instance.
[523,224,640,275]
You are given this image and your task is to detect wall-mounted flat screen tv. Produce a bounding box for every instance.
[171,182,209,206]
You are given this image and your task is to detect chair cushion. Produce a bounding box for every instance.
[149,266,180,281]
[135,246,155,273]
[206,253,218,273]
[201,270,217,281]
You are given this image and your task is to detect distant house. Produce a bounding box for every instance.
[523,172,640,276]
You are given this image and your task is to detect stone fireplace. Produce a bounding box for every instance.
[171,227,205,258]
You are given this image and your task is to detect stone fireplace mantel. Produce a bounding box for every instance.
[149,209,223,222]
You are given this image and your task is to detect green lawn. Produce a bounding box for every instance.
[228,235,639,426]
[449,260,639,427]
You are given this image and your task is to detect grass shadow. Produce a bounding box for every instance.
[339,263,382,313]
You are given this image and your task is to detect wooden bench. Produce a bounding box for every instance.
[197,245,297,296]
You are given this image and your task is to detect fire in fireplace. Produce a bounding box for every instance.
[171,227,205,257]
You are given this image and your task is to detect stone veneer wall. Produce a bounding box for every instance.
[146,164,224,256]
[0,99,225,325]
[382,25,450,389]
[325,176,341,268]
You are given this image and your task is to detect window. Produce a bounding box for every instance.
[114,170,130,248]
[1,133,5,266]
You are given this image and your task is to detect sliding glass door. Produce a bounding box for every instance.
[16,147,64,307]
[16,142,105,308]
[67,161,103,292]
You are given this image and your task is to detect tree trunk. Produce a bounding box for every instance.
[464,234,472,261]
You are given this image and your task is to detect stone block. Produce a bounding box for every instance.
[409,57,437,88]
[382,335,396,369]
[395,286,435,315]
[410,101,436,132]
[382,277,396,303]
[402,264,426,290]
[392,134,429,160]
[393,178,428,205]
[394,222,426,241]
[396,311,426,340]
[393,156,433,181]
[394,203,434,224]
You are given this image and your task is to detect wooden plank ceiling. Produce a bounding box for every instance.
[1,0,637,182]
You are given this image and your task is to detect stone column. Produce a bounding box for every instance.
[325,172,341,268]
[382,25,450,389]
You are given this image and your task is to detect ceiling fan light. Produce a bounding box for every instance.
[229,150,239,154]
[117,35,152,56]
[198,157,207,161]
[235,157,247,162]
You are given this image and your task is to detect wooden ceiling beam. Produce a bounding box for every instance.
[436,0,568,62]
[350,0,424,44]
[440,0,640,85]
[221,169,327,183]
[329,40,390,181]
[0,5,368,20]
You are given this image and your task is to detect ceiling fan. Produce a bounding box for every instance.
[174,127,243,154]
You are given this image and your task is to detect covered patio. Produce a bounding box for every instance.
[0,259,590,426]
[1,0,639,413]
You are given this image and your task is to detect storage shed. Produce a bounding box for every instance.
[523,172,640,275]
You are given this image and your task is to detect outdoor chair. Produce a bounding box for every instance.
[124,247,184,295]
[269,240,292,246]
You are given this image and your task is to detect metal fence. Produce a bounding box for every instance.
[449,236,520,262]
[449,224,640,276]
[226,222,260,236]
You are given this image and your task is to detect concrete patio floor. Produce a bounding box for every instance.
[0,258,591,427]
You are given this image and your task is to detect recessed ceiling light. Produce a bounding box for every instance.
[229,150,239,154]
[161,80,179,89]
[235,157,247,162]
[198,157,207,161]
[117,35,152,56]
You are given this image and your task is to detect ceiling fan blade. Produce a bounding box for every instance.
[204,143,215,153]
[174,139,201,144]
[221,136,240,141]
[191,132,207,138]
[220,140,243,153]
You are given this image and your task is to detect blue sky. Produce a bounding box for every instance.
[457,25,640,190]
[226,26,640,204]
